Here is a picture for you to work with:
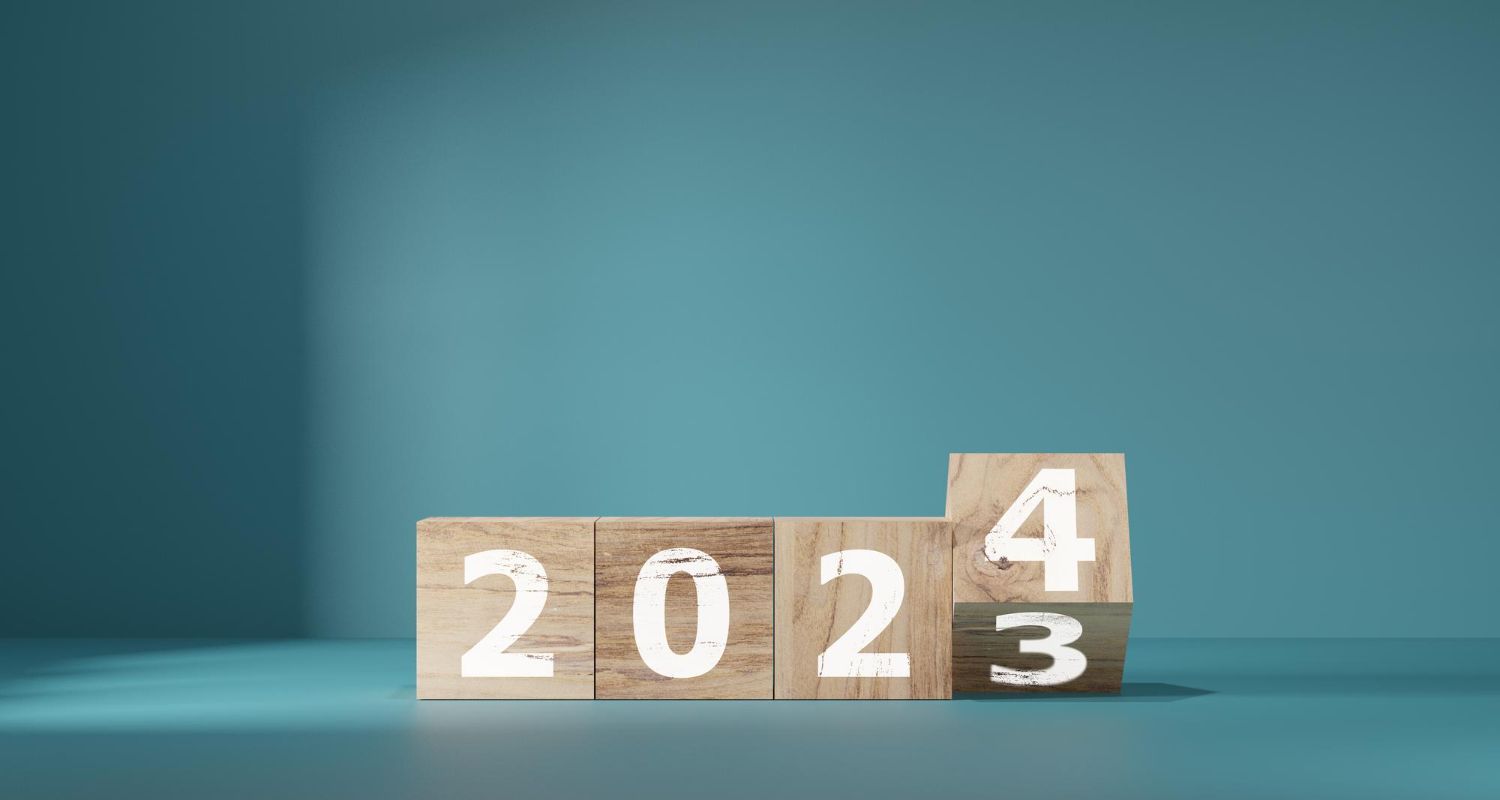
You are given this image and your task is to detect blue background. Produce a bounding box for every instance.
[3,0,1497,639]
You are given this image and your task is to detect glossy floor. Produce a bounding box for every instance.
[2,638,1495,798]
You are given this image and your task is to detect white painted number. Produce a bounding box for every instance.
[985,468,1095,592]
[461,550,554,678]
[817,549,910,678]
[991,612,1087,686]
[633,548,730,679]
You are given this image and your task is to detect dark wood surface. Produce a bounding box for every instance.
[595,517,774,699]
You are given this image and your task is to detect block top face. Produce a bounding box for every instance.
[773,517,948,522]
[595,517,772,529]
[948,453,1132,604]
[419,516,598,528]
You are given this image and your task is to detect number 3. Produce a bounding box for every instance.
[991,612,1087,687]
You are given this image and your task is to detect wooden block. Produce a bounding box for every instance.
[774,518,953,699]
[416,517,595,699]
[594,518,773,699]
[948,454,1132,692]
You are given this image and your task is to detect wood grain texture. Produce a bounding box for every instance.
[774,518,952,699]
[948,453,1132,604]
[594,518,773,699]
[953,602,1131,693]
[416,517,595,699]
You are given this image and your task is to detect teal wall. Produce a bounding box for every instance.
[4,1,1497,638]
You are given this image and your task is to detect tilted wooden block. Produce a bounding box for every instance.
[594,518,774,699]
[952,602,1130,693]
[948,454,1133,693]
[774,518,953,699]
[416,517,595,699]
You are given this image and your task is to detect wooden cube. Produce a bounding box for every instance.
[774,518,953,699]
[948,454,1133,693]
[416,517,595,699]
[594,518,773,699]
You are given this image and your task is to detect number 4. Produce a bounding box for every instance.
[985,468,1095,592]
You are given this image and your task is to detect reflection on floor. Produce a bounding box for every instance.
[2,638,1496,798]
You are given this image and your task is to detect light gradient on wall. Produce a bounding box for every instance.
[304,1,1500,638]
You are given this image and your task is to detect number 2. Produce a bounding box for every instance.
[985,468,1096,592]
[817,549,910,678]
[461,550,554,678]
[633,547,730,679]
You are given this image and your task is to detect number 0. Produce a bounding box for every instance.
[633,547,730,679]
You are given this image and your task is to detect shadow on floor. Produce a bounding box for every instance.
[956,682,1215,702]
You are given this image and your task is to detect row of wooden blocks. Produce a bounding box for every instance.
[417,453,1132,699]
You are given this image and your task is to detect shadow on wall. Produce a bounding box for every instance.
[0,1,519,637]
